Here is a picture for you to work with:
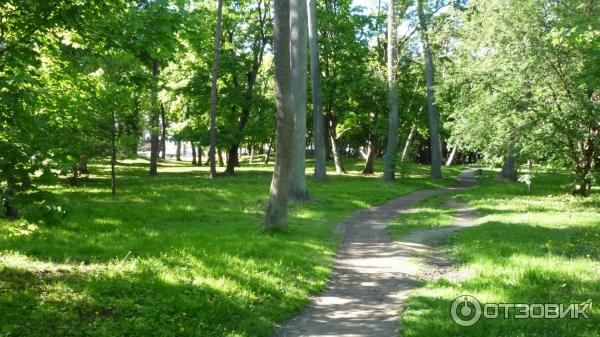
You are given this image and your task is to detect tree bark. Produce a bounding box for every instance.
[264,138,273,164]
[416,0,442,179]
[289,0,309,200]
[208,0,224,179]
[383,0,399,181]
[362,137,376,174]
[160,103,167,160]
[149,59,160,176]
[218,150,224,167]
[176,141,181,161]
[78,155,89,174]
[570,135,596,196]
[446,143,458,166]
[328,116,346,174]
[111,110,117,195]
[401,121,417,162]
[497,138,519,182]
[307,0,327,182]
[191,143,197,165]
[264,0,294,230]
[225,144,240,174]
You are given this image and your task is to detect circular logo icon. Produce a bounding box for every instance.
[451,295,482,326]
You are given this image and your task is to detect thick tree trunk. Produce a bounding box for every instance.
[569,136,596,196]
[328,117,346,174]
[208,0,224,179]
[446,143,458,166]
[149,60,160,176]
[330,135,345,174]
[362,138,376,174]
[225,144,240,175]
[218,150,224,167]
[160,103,167,160]
[383,0,399,181]
[497,139,519,182]
[416,0,442,179]
[264,0,294,230]
[78,155,89,174]
[176,141,182,161]
[197,146,203,166]
[307,0,327,182]
[289,0,309,200]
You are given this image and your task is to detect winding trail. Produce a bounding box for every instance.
[274,170,479,337]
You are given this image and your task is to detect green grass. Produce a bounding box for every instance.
[398,169,600,337]
[387,194,456,238]
[0,157,460,337]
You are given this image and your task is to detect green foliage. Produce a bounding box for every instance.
[443,0,600,193]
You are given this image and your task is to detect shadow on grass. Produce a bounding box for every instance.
[399,170,600,337]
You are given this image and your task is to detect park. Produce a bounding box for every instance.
[1,0,599,336]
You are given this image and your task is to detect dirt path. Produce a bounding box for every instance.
[273,170,479,337]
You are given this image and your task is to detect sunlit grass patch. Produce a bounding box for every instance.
[399,170,600,337]
[388,194,457,238]
[1,158,460,336]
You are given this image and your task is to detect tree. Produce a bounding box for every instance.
[264,0,294,230]
[383,0,399,181]
[307,0,327,181]
[222,0,271,175]
[289,0,310,200]
[208,0,224,179]
[416,0,442,178]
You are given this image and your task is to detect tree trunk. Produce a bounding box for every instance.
[416,0,442,179]
[197,146,203,166]
[289,0,309,200]
[264,0,294,230]
[383,0,399,181]
[149,60,160,176]
[191,143,197,165]
[497,139,519,182]
[160,103,167,160]
[307,0,327,182]
[264,138,273,164]
[77,155,89,174]
[225,144,240,175]
[249,146,254,163]
[401,121,417,162]
[218,150,224,167]
[176,141,182,161]
[446,143,458,166]
[362,138,376,174]
[568,134,596,196]
[208,0,224,179]
[111,110,117,195]
[328,117,345,174]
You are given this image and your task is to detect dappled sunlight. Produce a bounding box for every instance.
[399,171,600,337]
[2,160,465,336]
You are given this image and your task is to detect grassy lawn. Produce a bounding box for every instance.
[398,170,600,337]
[0,157,460,337]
